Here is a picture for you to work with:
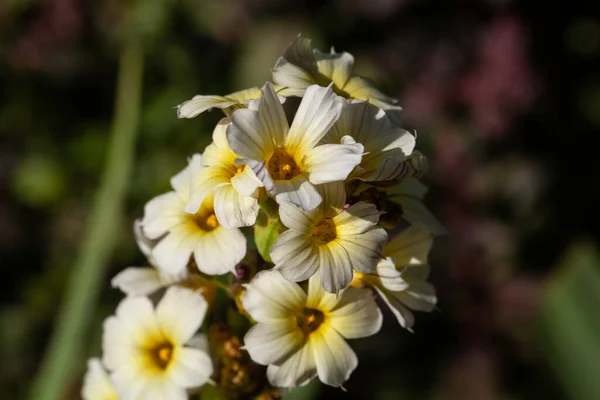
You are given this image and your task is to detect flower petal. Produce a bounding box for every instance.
[398,196,447,236]
[372,258,410,292]
[266,341,317,388]
[334,202,381,235]
[303,142,363,185]
[319,241,354,294]
[271,230,320,283]
[306,273,341,312]
[138,377,187,400]
[142,192,185,239]
[314,50,354,88]
[312,328,358,387]
[152,229,195,276]
[168,347,213,389]
[244,320,304,365]
[185,166,231,214]
[328,288,383,339]
[81,359,117,400]
[272,37,317,89]
[192,227,246,275]
[110,364,148,400]
[384,226,433,266]
[285,84,343,156]
[374,286,415,329]
[111,267,165,297]
[213,185,258,229]
[156,286,207,344]
[337,227,387,273]
[256,82,289,148]
[170,154,203,198]
[273,175,322,211]
[227,108,273,161]
[278,202,320,233]
[177,95,237,119]
[242,270,306,323]
[230,164,263,197]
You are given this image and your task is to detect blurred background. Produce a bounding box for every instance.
[1,0,600,399]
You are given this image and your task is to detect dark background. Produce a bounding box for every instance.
[1,0,599,399]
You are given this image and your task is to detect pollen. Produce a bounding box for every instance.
[297,308,325,336]
[205,214,218,229]
[150,341,174,370]
[267,149,301,181]
[311,219,337,244]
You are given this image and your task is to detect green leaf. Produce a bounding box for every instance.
[253,211,285,264]
[538,241,600,400]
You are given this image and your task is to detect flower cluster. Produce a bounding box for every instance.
[83,36,444,399]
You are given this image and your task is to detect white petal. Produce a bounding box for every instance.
[170,154,203,197]
[177,95,237,118]
[306,273,342,313]
[273,175,322,211]
[328,288,383,339]
[312,328,358,387]
[111,267,165,297]
[271,230,320,283]
[192,227,246,275]
[304,142,363,185]
[81,359,117,400]
[317,181,347,213]
[256,82,289,148]
[242,270,306,323]
[244,320,304,365]
[168,347,213,389]
[278,202,319,232]
[138,377,187,400]
[373,258,410,292]
[338,227,387,273]
[213,185,258,229]
[285,85,343,156]
[272,37,317,89]
[227,108,273,161]
[134,219,155,259]
[152,229,195,276]
[230,165,263,197]
[156,286,207,344]
[142,192,185,240]
[319,241,354,294]
[110,364,148,400]
[266,342,317,388]
[314,50,354,88]
[185,166,230,214]
[334,202,381,235]
[245,159,276,196]
[374,286,415,329]
[384,226,433,266]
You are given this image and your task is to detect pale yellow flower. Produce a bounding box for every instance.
[227,82,363,211]
[272,36,402,125]
[322,99,415,182]
[242,271,382,388]
[81,359,118,400]
[352,226,436,330]
[177,87,262,119]
[102,287,213,399]
[270,182,387,294]
[185,118,263,229]
[141,154,246,276]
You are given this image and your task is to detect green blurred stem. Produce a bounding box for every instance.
[29,38,144,400]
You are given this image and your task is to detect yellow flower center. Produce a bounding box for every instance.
[150,341,174,370]
[187,210,219,232]
[296,308,324,335]
[267,149,301,181]
[311,219,337,244]
[235,165,246,175]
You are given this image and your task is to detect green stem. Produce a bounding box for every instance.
[29,37,144,400]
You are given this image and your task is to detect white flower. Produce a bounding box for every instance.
[102,286,213,400]
[242,271,382,388]
[270,182,388,294]
[386,178,446,235]
[81,359,118,400]
[322,99,415,182]
[226,82,363,211]
[185,118,263,229]
[112,220,186,297]
[352,226,437,330]
[141,154,247,276]
[272,36,402,125]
